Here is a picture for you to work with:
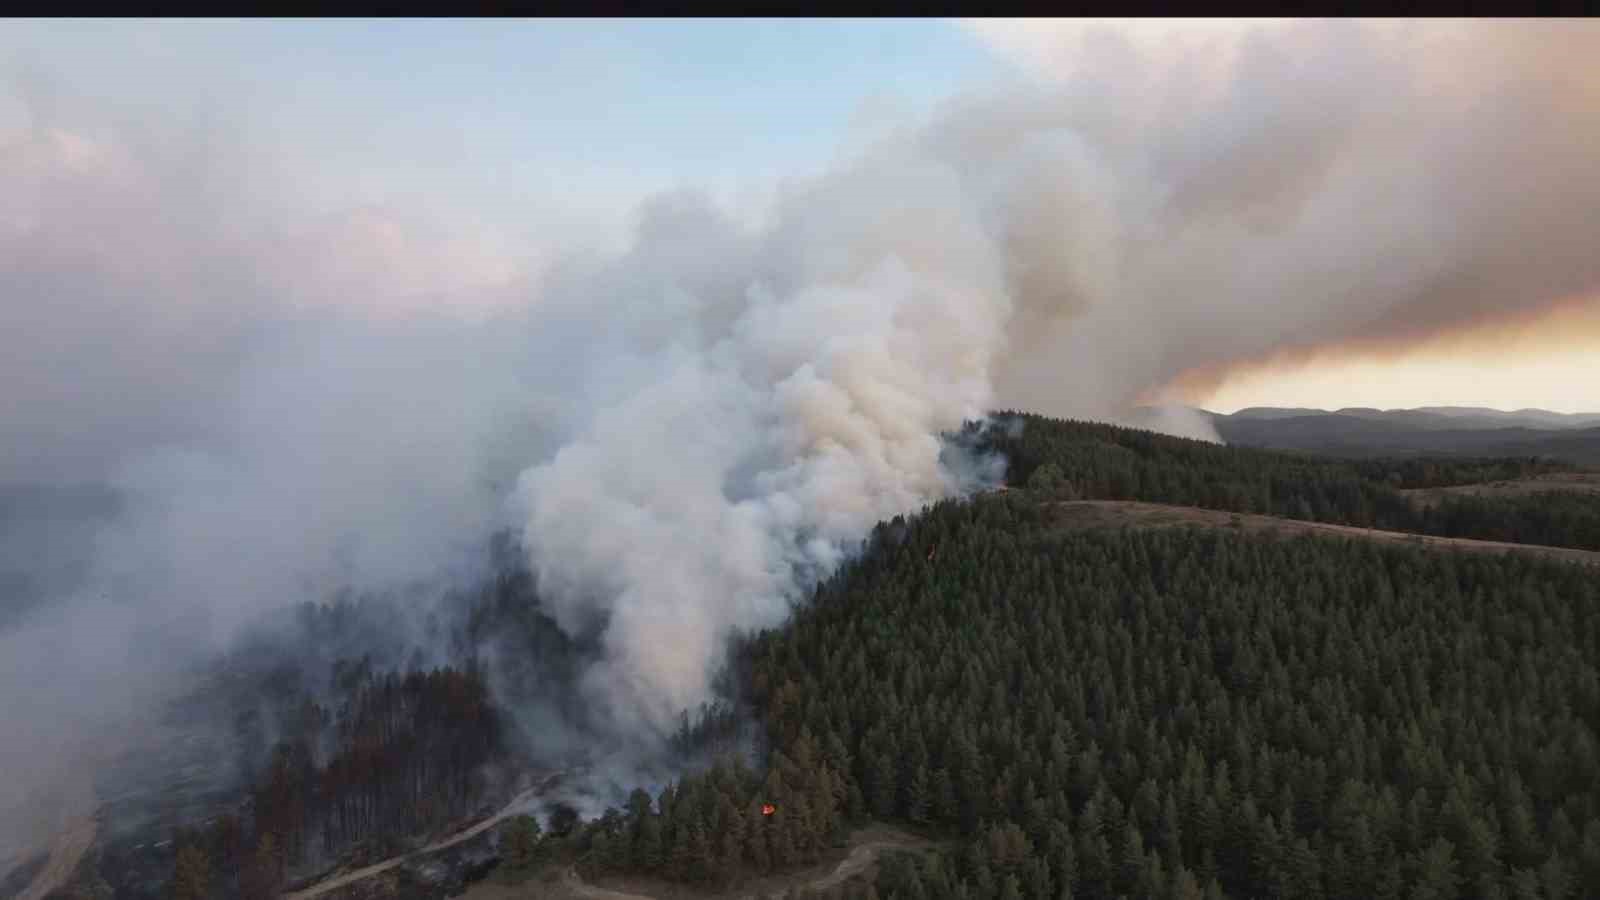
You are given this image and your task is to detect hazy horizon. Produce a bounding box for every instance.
[1194,403,1600,417]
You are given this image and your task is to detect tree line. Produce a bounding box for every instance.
[984,413,1600,551]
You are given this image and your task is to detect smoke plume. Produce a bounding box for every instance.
[6,18,1600,854]
[962,18,1600,414]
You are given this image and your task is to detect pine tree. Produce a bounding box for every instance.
[1538,852,1572,900]
[1370,862,1404,900]
[908,764,932,825]
[1578,821,1600,893]
[241,834,282,900]
[638,814,665,871]
[169,845,209,900]
[931,767,957,825]
[501,814,542,870]
[1021,856,1053,900]
[1117,819,1146,895]
[1047,823,1078,899]
[686,820,713,884]
[1506,867,1541,900]
[1077,800,1111,895]
[1169,865,1205,900]
[1499,779,1541,869]
[1137,848,1167,899]
[1283,836,1319,899]
[870,751,898,820]
[1410,838,1461,900]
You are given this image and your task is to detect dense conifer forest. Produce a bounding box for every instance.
[565,490,1600,899]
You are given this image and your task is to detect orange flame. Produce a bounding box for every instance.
[761,804,776,816]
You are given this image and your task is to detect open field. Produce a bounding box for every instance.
[1047,499,1600,566]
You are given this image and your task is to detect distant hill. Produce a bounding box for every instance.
[1198,406,1600,463]
[1223,405,1600,431]
[1412,406,1600,428]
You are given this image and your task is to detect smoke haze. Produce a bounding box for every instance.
[6,17,1600,853]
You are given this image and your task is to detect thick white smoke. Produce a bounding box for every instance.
[515,165,1011,736]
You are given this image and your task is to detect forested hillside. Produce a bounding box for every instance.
[567,491,1600,899]
[131,415,1600,899]
[163,666,501,900]
[135,545,602,900]
[983,413,1600,551]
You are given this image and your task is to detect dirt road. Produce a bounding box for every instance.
[541,825,935,900]
[1049,500,1600,566]
[560,867,658,900]
[775,828,930,898]
[281,784,548,900]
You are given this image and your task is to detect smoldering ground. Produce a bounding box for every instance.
[6,18,1600,855]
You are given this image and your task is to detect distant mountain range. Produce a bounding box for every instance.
[1190,406,1600,464]
[1223,406,1600,430]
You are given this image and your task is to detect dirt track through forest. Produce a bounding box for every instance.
[531,826,933,900]
[775,830,932,897]
[281,783,549,900]
[1049,499,1600,566]
[558,867,658,900]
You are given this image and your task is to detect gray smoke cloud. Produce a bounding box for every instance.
[6,17,1600,858]
[963,18,1600,412]
[0,85,550,857]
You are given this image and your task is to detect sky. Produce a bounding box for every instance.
[1,18,1004,253]
[5,18,1597,416]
